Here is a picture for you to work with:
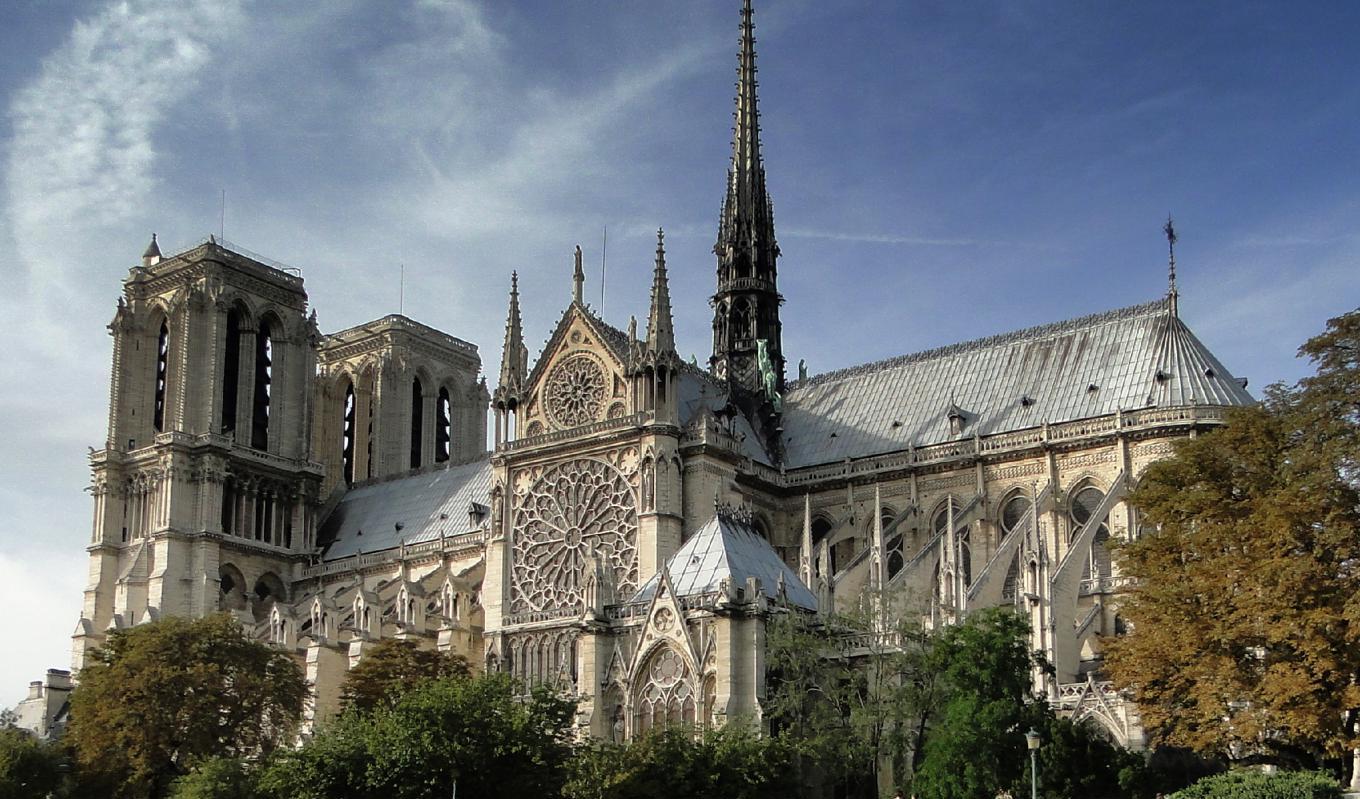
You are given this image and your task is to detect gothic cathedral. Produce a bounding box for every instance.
[75,0,1253,746]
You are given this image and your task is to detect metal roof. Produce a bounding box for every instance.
[779,298,1254,468]
[319,457,493,560]
[631,511,818,610]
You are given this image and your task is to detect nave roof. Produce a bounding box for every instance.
[779,298,1253,468]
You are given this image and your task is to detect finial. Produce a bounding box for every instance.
[572,245,585,304]
[1164,214,1179,318]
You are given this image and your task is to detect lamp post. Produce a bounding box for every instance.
[1025,728,1041,799]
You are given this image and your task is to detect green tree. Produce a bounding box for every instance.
[66,614,306,799]
[0,726,65,799]
[562,724,800,799]
[911,608,1043,799]
[260,672,575,799]
[170,757,259,799]
[1107,309,1360,770]
[338,638,469,714]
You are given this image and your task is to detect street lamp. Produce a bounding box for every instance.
[1025,728,1041,799]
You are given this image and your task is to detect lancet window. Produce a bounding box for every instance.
[410,377,423,468]
[634,646,696,735]
[221,308,241,433]
[341,381,356,485]
[153,319,169,432]
[251,320,272,450]
[436,386,452,462]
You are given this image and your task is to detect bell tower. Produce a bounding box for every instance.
[710,0,784,405]
[77,236,324,671]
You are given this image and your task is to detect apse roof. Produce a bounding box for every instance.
[631,511,818,611]
[779,298,1254,468]
[319,457,493,561]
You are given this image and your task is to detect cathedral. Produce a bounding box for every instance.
[73,0,1254,747]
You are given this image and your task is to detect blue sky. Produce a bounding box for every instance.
[1,0,1356,705]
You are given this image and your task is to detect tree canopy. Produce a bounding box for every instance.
[66,613,306,799]
[338,638,469,713]
[1108,308,1360,769]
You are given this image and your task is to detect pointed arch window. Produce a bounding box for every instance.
[341,382,356,485]
[221,310,241,432]
[436,386,452,463]
[153,319,169,432]
[635,646,696,735]
[1001,494,1032,536]
[409,377,424,469]
[810,517,833,577]
[251,320,272,450]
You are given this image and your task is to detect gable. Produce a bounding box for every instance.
[520,306,633,436]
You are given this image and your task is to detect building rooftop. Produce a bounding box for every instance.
[779,297,1253,468]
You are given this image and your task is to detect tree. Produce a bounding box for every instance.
[170,758,259,799]
[66,614,306,799]
[338,638,469,713]
[911,608,1044,799]
[260,672,576,799]
[1107,309,1360,770]
[563,725,800,799]
[0,726,65,799]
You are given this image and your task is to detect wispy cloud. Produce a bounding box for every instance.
[6,0,245,295]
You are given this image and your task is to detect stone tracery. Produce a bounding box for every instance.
[510,457,638,613]
[634,645,696,734]
[545,352,608,429]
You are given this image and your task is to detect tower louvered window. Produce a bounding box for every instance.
[221,310,241,432]
[436,386,451,463]
[341,382,356,485]
[153,320,169,432]
[251,320,272,450]
[410,377,423,469]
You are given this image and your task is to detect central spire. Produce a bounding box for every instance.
[711,0,784,405]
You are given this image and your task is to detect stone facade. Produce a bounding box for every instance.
[69,0,1255,752]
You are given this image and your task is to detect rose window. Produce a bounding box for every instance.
[510,458,638,613]
[545,353,608,429]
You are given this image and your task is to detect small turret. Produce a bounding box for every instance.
[142,233,162,267]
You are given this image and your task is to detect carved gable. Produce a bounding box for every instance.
[520,308,632,437]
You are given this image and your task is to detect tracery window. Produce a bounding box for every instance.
[634,646,696,735]
[153,319,169,432]
[510,458,638,613]
[1001,493,1031,536]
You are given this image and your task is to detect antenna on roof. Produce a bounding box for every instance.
[600,225,607,314]
[400,263,405,315]
[1164,214,1178,318]
[219,189,226,241]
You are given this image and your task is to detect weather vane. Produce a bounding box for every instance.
[1164,214,1179,316]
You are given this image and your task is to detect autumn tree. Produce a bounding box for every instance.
[1107,308,1360,770]
[338,638,469,713]
[66,614,306,799]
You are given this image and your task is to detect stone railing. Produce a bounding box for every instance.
[1078,575,1135,596]
[302,530,484,578]
[501,413,646,453]
[766,404,1232,488]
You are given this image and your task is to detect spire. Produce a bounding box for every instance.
[646,228,676,354]
[711,0,784,400]
[572,245,585,305]
[1164,214,1179,318]
[142,233,161,267]
[496,272,526,396]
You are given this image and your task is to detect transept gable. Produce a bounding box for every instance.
[628,570,700,682]
[520,305,635,436]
